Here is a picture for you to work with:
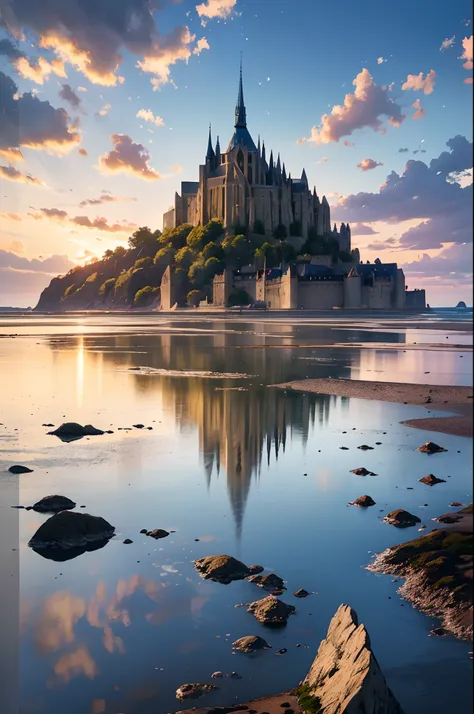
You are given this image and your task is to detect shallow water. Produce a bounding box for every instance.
[0,315,472,714]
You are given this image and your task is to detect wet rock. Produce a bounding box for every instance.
[28,511,115,551]
[140,528,148,534]
[349,495,376,507]
[384,509,421,528]
[450,501,463,507]
[247,595,295,625]
[232,635,271,653]
[303,604,404,714]
[358,445,374,450]
[294,589,310,598]
[248,564,264,575]
[42,423,54,427]
[194,554,250,584]
[350,467,377,476]
[417,441,447,454]
[32,495,76,513]
[276,648,287,655]
[339,446,349,450]
[175,683,217,701]
[147,528,169,539]
[375,442,382,445]
[429,627,445,637]
[230,672,241,679]
[133,424,145,429]
[211,671,224,678]
[48,422,104,442]
[257,573,285,591]
[8,464,33,474]
[419,474,446,486]
[247,574,263,584]
[123,539,133,544]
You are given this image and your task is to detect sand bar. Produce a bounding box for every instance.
[273,378,473,437]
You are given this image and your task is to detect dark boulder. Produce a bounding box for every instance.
[417,441,447,453]
[28,510,115,551]
[358,445,374,450]
[384,509,421,528]
[349,495,376,507]
[48,422,104,442]
[147,528,169,539]
[8,465,33,474]
[419,474,446,486]
[175,683,217,701]
[194,555,250,584]
[32,495,76,513]
[350,467,377,476]
[248,564,264,575]
[294,589,310,598]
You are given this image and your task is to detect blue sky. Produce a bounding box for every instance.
[0,0,472,305]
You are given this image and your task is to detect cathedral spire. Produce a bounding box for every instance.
[282,162,287,182]
[235,55,247,128]
[261,141,266,163]
[215,135,221,164]
[257,135,261,155]
[206,123,215,161]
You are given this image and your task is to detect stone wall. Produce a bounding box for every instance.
[361,279,394,309]
[298,280,344,309]
[405,289,426,309]
[162,208,175,230]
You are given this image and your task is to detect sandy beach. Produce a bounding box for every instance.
[176,692,301,714]
[273,378,473,437]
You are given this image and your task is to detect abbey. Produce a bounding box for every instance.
[162,64,351,252]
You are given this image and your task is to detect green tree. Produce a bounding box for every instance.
[128,226,155,250]
[159,224,193,250]
[134,256,152,270]
[134,286,159,306]
[175,246,196,271]
[99,278,116,296]
[202,241,224,262]
[113,245,127,259]
[224,234,253,267]
[204,256,224,279]
[154,245,175,268]
[188,258,207,286]
[103,249,114,260]
[186,225,206,250]
[254,241,276,264]
[187,289,204,307]
[273,223,288,241]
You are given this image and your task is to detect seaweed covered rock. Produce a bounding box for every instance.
[384,510,421,528]
[232,635,271,653]
[301,604,404,714]
[247,595,295,625]
[28,511,114,550]
[32,495,76,513]
[193,554,250,583]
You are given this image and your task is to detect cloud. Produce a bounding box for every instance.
[377,57,386,64]
[403,243,473,284]
[97,103,111,117]
[461,35,473,72]
[136,109,165,127]
[78,148,88,156]
[297,69,405,144]
[29,207,137,233]
[137,26,207,90]
[193,37,210,54]
[411,98,425,120]
[316,157,329,164]
[0,211,22,221]
[440,35,456,51]
[398,147,409,153]
[98,134,161,181]
[0,39,66,83]
[343,140,355,147]
[79,191,136,207]
[357,158,383,171]
[0,71,80,155]
[58,84,81,109]
[0,248,74,273]
[401,69,436,94]
[465,77,474,84]
[0,164,44,185]
[0,0,207,89]
[335,135,473,250]
[170,163,183,174]
[196,0,237,24]
[350,223,379,235]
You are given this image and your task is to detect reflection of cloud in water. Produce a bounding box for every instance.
[50,644,98,685]
[145,595,208,626]
[35,591,86,654]
[123,367,253,378]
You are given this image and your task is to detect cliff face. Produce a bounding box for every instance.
[303,604,404,714]
[34,246,165,311]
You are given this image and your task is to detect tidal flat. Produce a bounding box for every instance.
[0,312,472,714]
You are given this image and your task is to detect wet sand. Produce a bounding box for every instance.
[176,691,301,714]
[273,378,473,437]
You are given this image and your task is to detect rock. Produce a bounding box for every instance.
[384,509,421,528]
[42,423,54,427]
[302,604,404,714]
[450,502,463,507]
[429,627,445,637]
[230,672,241,679]
[232,635,271,653]
[133,423,145,429]
[294,589,310,598]
[357,445,374,450]
[175,683,217,701]
[48,422,104,442]
[147,528,169,539]
[339,446,349,450]
[276,648,287,655]
[123,539,133,544]
[247,595,295,625]
[350,467,376,476]
[248,564,264,575]
[140,528,148,534]
[210,671,224,679]
[417,441,447,454]
[8,464,33,474]
[247,574,263,584]
[32,495,76,513]
[419,474,446,486]
[257,573,285,591]
[28,511,114,551]
[194,554,250,584]
[349,495,376,507]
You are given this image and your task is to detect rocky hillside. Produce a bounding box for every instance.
[35,221,355,312]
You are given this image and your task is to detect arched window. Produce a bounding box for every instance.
[237,149,244,173]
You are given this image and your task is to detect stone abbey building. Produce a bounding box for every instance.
[162,64,350,252]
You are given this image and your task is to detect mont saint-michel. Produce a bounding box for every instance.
[36,67,425,313]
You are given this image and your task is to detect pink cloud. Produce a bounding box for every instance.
[461,35,473,69]
[297,69,405,144]
[357,158,383,171]
[411,98,425,120]
[29,206,137,233]
[196,0,237,24]
[0,165,44,185]
[98,134,161,181]
[401,69,436,94]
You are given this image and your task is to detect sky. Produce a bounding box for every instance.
[0,0,472,307]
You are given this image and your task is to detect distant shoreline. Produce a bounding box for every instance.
[272,378,473,437]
